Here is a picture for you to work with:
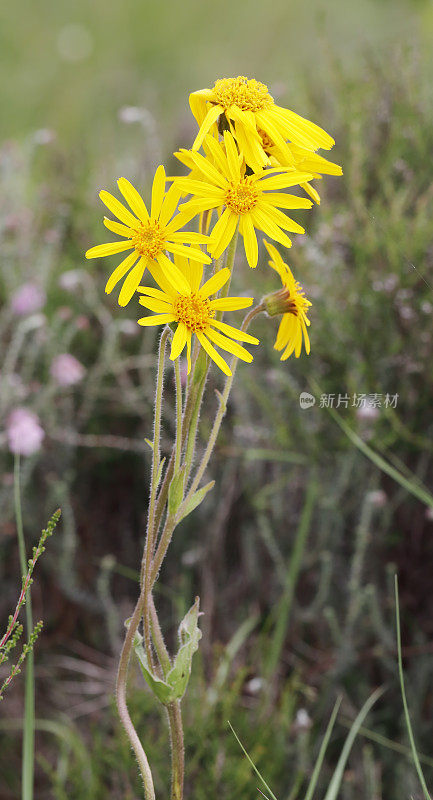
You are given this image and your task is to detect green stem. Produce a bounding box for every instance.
[173,357,183,475]
[142,327,170,671]
[184,305,264,504]
[14,454,34,800]
[166,702,184,800]
[115,587,156,800]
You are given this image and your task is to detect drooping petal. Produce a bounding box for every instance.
[192,104,224,151]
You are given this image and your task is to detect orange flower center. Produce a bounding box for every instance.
[213,76,273,112]
[132,221,165,259]
[173,293,213,332]
[225,179,259,214]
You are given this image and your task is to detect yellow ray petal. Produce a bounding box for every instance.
[151,165,166,220]
[86,241,134,259]
[170,323,188,360]
[105,251,138,294]
[209,297,253,310]
[197,330,231,376]
[99,190,139,228]
[192,104,224,151]
[159,181,182,227]
[117,177,150,222]
[240,215,258,268]
[139,297,172,313]
[199,267,230,299]
[118,259,146,306]
[103,217,134,237]
[223,131,241,180]
[209,318,259,344]
[205,327,253,362]
[137,285,172,302]
[261,192,313,210]
[166,241,211,264]
[138,313,176,327]
[156,252,191,294]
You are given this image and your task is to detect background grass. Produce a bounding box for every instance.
[1,1,433,798]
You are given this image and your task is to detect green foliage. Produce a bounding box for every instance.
[134,598,202,705]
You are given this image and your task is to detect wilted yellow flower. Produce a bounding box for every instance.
[137,256,258,376]
[85,167,210,306]
[175,132,313,268]
[190,76,335,171]
[263,240,311,359]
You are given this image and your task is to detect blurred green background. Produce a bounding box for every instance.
[1,1,433,799]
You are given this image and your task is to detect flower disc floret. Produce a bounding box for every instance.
[132,221,166,259]
[224,180,259,215]
[213,76,273,112]
[173,293,213,333]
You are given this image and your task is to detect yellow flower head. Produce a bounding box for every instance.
[190,76,335,171]
[137,256,259,376]
[174,132,314,268]
[85,166,210,306]
[263,240,311,359]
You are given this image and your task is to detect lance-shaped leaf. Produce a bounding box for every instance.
[177,481,215,523]
[165,597,202,700]
[133,630,174,705]
[133,599,202,705]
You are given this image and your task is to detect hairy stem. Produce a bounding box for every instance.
[184,305,264,503]
[115,588,155,800]
[142,327,170,670]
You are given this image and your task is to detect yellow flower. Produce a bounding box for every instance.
[263,240,311,359]
[85,167,210,306]
[137,256,259,376]
[190,76,335,171]
[258,133,343,204]
[175,132,314,268]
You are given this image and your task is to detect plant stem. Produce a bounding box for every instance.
[14,454,35,800]
[142,327,170,670]
[115,587,156,800]
[173,357,183,475]
[166,702,184,800]
[184,304,264,503]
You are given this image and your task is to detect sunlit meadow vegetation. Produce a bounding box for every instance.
[1,1,433,798]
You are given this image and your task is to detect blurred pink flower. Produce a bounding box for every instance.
[7,409,45,456]
[50,354,85,386]
[11,283,46,316]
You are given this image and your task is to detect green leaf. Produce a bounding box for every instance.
[168,466,186,515]
[177,481,215,523]
[133,630,174,705]
[133,599,202,705]
[166,597,202,700]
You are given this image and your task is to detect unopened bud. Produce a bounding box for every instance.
[263,288,297,317]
